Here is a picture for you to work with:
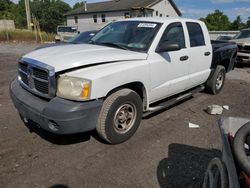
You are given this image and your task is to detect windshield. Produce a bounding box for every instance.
[234,30,250,39]
[58,27,77,33]
[90,21,162,52]
[68,31,96,44]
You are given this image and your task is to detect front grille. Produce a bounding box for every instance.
[34,79,49,93]
[18,58,55,99]
[244,46,250,52]
[19,62,28,73]
[33,67,48,80]
[238,45,250,53]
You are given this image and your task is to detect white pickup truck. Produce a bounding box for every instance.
[10,18,237,144]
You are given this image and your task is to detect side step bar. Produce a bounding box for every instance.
[143,85,205,117]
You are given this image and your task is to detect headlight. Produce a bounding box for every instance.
[57,75,91,101]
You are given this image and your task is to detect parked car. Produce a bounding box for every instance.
[55,25,78,42]
[216,35,233,41]
[36,30,97,50]
[230,28,250,64]
[10,18,237,144]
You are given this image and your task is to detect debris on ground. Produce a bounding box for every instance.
[223,105,230,110]
[206,105,224,115]
[0,104,2,107]
[189,122,200,128]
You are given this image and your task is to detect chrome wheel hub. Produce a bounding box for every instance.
[113,103,137,134]
[216,73,224,90]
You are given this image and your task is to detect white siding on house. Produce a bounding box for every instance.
[151,0,179,17]
[67,0,180,32]
[67,11,130,32]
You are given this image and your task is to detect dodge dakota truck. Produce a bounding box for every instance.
[10,18,237,144]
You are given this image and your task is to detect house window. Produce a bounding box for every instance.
[74,16,78,24]
[93,15,97,23]
[124,12,130,18]
[101,14,106,22]
[160,14,162,17]
[156,11,158,16]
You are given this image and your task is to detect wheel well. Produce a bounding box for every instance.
[219,59,230,72]
[106,82,148,111]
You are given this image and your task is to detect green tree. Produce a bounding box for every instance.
[231,16,245,30]
[246,17,250,28]
[200,10,231,31]
[0,0,13,11]
[0,0,71,32]
[73,2,84,9]
[30,0,71,33]
[0,0,14,19]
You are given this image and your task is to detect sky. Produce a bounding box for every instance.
[12,0,250,22]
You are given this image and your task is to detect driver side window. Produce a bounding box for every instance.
[159,22,186,49]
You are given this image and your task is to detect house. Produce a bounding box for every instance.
[65,0,181,32]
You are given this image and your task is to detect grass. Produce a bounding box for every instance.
[0,29,55,42]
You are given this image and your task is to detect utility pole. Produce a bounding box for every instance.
[24,0,32,30]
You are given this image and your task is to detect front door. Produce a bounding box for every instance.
[149,22,190,103]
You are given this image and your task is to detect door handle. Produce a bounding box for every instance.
[204,52,211,56]
[180,56,189,61]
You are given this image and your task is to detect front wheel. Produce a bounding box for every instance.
[96,89,142,144]
[206,65,226,95]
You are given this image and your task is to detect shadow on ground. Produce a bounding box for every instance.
[157,143,221,188]
[236,63,250,68]
[23,119,108,145]
[50,185,70,188]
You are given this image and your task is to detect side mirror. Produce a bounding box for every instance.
[156,42,181,53]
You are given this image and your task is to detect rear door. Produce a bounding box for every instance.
[149,22,190,103]
[185,22,212,88]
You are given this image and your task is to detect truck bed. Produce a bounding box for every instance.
[211,40,238,72]
[211,40,236,51]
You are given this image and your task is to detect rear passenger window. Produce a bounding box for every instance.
[159,22,186,49]
[186,22,205,47]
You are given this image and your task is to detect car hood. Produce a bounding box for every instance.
[230,38,250,45]
[23,44,148,72]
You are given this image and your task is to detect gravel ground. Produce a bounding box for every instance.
[0,43,250,188]
[0,42,40,55]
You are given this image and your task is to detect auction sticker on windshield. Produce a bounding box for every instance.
[138,23,157,28]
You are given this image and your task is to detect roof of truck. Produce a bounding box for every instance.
[121,17,203,24]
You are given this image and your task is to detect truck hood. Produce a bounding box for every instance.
[230,38,250,45]
[23,44,148,72]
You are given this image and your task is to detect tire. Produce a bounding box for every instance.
[206,65,226,95]
[233,122,250,176]
[96,89,143,144]
[203,158,228,188]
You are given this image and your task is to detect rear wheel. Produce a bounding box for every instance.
[96,89,142,144]
[206,65,226,94]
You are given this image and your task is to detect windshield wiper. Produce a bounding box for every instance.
[98,42,129,50]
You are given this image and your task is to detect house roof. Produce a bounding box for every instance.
[65,0,181,16]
